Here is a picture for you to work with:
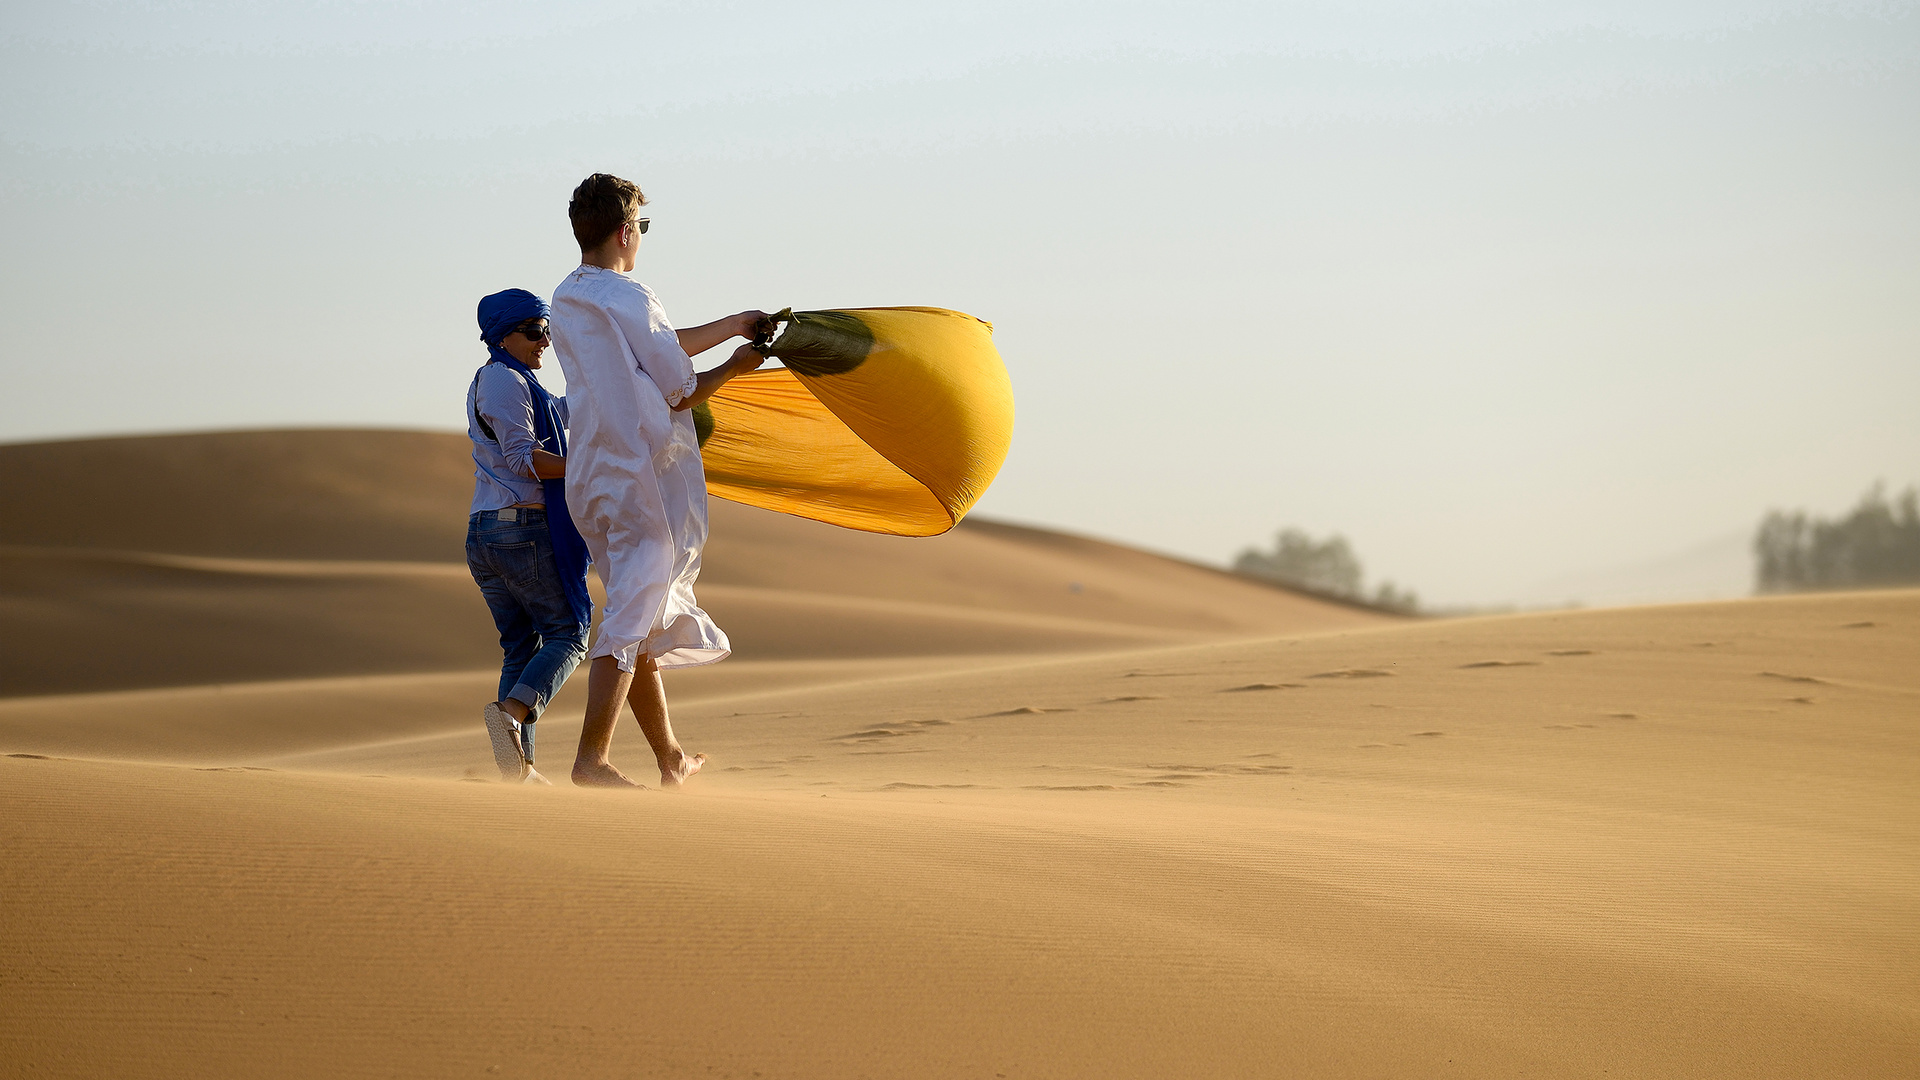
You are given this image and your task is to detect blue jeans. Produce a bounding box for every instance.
[466,507,590,751]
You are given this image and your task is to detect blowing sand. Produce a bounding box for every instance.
[1,432,1915,1078]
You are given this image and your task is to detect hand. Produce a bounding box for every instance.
[735,310,776,341]
[728,343,765,375]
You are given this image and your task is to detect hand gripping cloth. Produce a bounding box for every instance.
[694,307,1014,537]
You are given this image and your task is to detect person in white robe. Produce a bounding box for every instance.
[552,172,770,789]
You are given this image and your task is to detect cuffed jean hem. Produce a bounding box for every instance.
[507,683,544,718]
[503,633,586,721]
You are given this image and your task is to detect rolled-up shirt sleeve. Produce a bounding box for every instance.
[473,365,542,480]
[609,286,698,407]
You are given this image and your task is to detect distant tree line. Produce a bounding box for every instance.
[1755,484,1920,593]
[1233,528,1419,614]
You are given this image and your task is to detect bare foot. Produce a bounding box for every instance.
[572,760,643,788]
[660,750,706,790]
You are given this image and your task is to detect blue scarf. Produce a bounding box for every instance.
[482,348,593,627]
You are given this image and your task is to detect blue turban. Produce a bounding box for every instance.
[477,288,551,346]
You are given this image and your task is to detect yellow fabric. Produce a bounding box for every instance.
[699,306,1014,537]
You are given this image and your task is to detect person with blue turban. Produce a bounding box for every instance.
[466,287,592,784]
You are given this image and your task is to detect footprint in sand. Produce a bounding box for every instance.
[836,718,954,742]
[879,782,982,791]
[1024,784,1118,791]
[1459,660,1540,669]
[1310,668,1393,679]
[838,728,911,741]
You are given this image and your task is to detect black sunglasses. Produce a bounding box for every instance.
[627,217,650,235]
[516,322,551,342]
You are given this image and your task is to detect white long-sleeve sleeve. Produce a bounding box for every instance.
[606,281,698,407]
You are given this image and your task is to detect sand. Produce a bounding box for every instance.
[1,431,1915,1078]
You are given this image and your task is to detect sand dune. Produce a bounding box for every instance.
[0,545,1188,696]
[0,546,496,695]
[0,430,1382,635]
[1,429,476,561]
[0,431,1383,696]
[2,431,1915,1078]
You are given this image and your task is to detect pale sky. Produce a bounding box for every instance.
[4,0,1916,607]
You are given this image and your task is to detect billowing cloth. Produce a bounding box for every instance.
[551,264,727,673]
[472,288,589,626]
[477,288,549,346]
[695,307,1014,537]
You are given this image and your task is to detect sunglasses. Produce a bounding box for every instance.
[517,322,551,342]
[627,217,650,235]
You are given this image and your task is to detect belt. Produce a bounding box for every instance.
[480,505,545,522]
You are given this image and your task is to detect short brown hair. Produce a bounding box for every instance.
[568,173,648,252]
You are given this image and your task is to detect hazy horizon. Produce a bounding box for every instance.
[5,0,1915,607]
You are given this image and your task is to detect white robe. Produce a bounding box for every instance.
[550,264,729,672]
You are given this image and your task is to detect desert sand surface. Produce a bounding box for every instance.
[2,431,1916,1078]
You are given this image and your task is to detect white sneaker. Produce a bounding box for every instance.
[481,703,527,781]
[522,767,553,786]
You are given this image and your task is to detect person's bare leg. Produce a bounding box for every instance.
[625,659,705,789]
[572,655,641,787]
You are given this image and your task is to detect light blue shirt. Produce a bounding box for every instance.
[467,362,569,514]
